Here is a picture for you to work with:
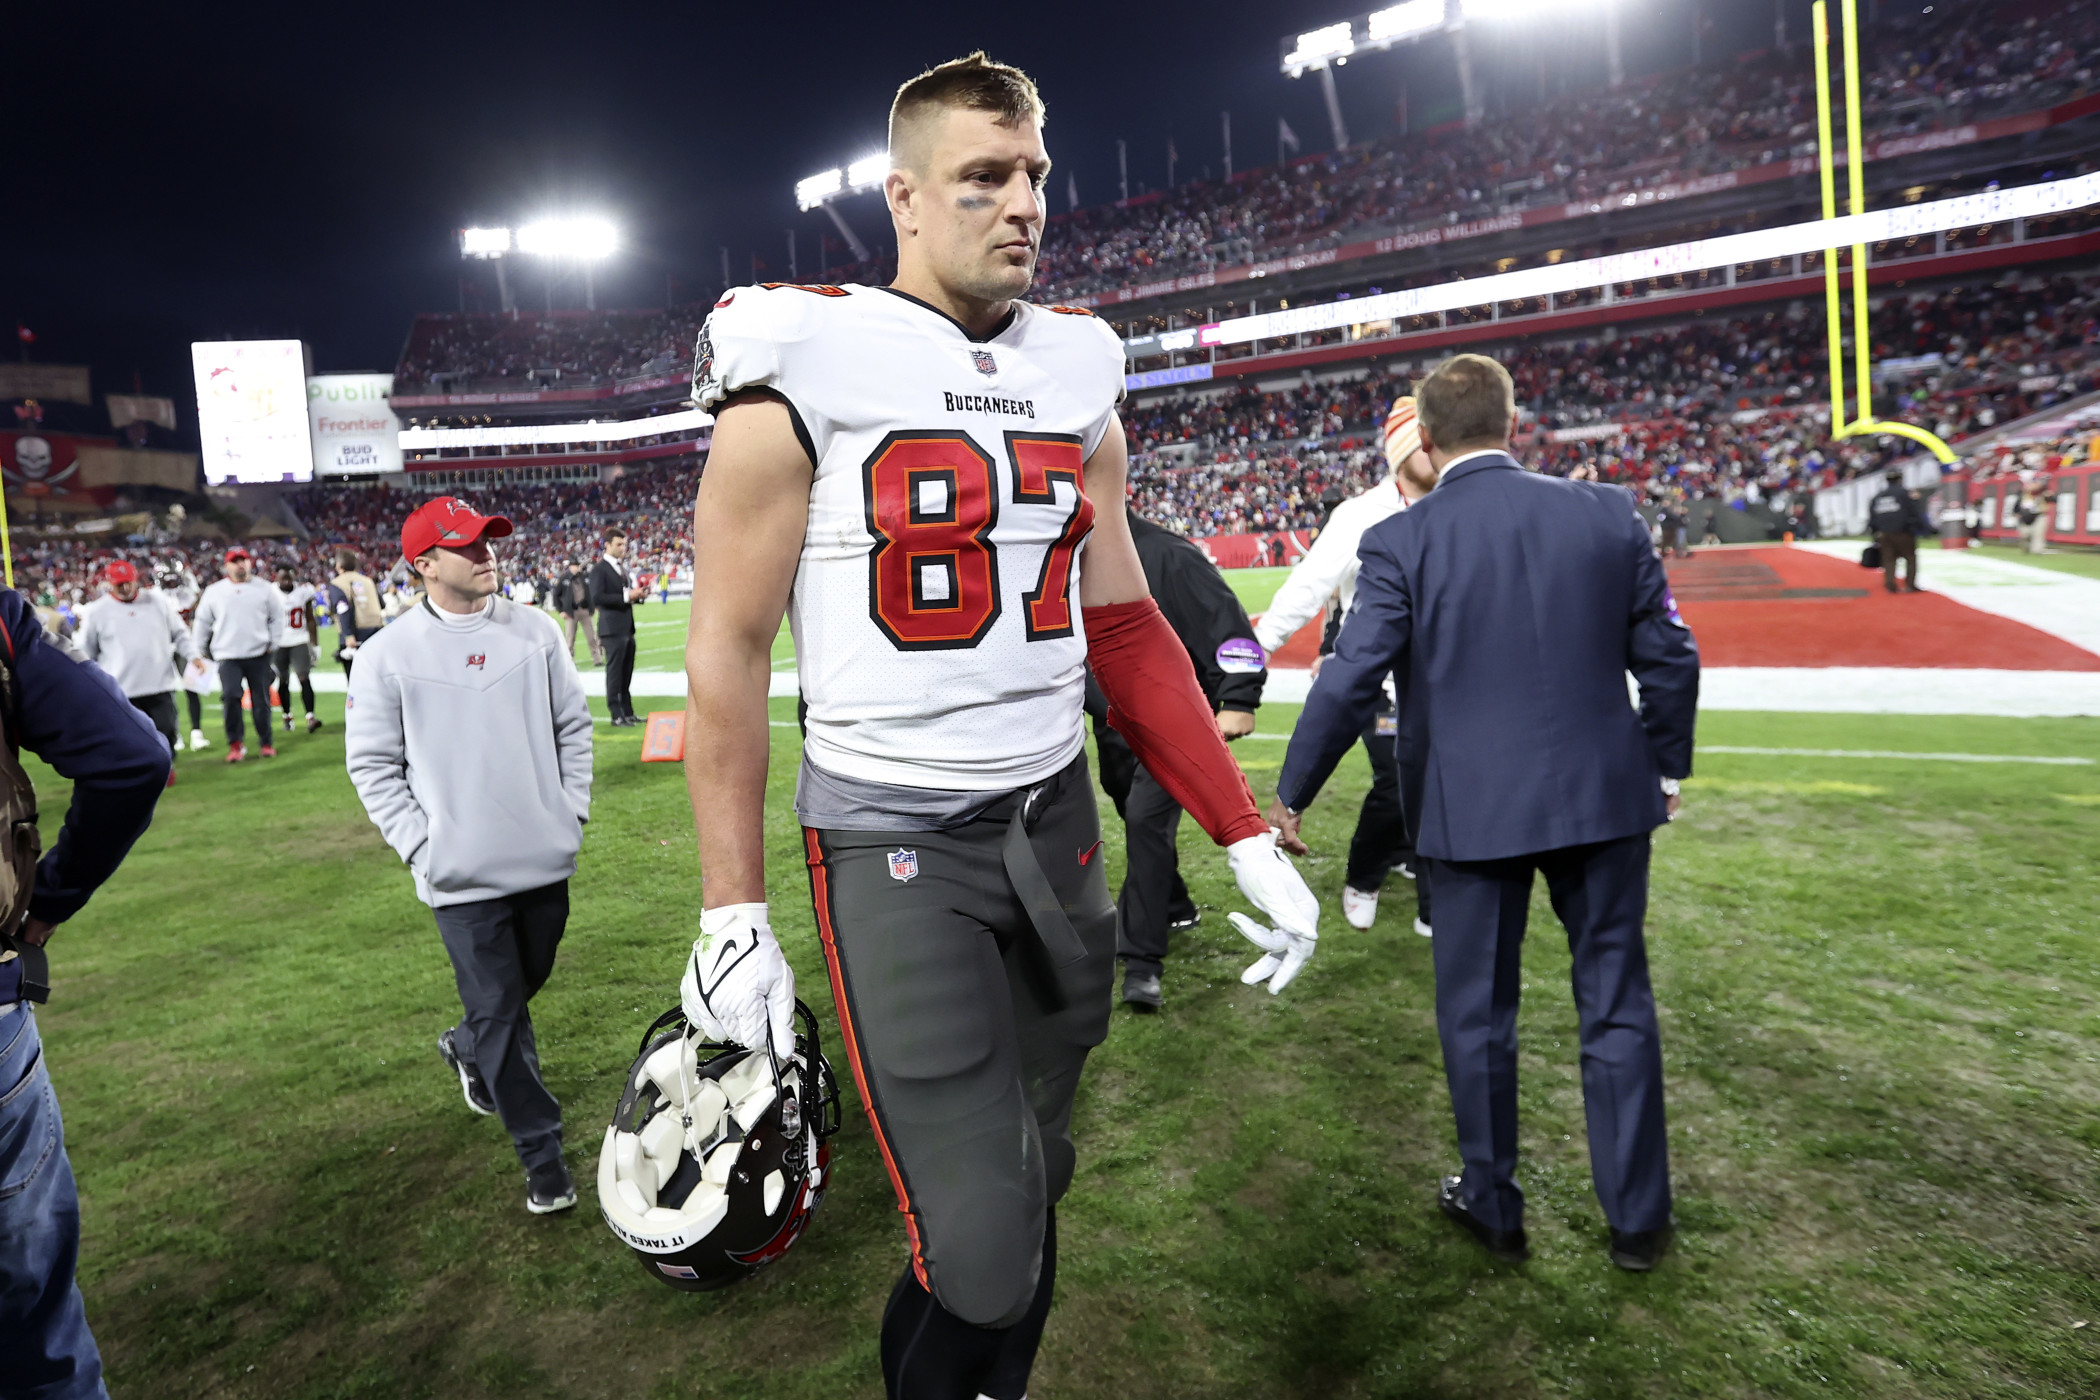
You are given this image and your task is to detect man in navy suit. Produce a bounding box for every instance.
[1271,353,1699,1271]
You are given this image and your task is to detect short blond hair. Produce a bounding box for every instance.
[1415,353,1516,452]
[889,52,1045,173]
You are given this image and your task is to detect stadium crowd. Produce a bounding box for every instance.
[1033,3,2100,299]
[395,306,710,391]
[16,267,2096,614]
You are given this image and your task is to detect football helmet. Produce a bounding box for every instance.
[598,998,840,1292]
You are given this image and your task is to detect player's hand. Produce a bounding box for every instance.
[1263,799,1308,855]
[1216,709,1256,742]
[1308,654,1325,679]
[17,915,56,948]
[1666,791,1683,821]
[680,903,795,1057]
[1226,830,1319,994]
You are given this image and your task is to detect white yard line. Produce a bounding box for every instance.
[1697,745,2091,765]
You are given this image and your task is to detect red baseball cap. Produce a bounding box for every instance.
[105,560,139,585]
[224,546,251,562]
[401,496,514,563]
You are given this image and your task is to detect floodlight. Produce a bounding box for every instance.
[1368,0,1443,42]
[460,226,513,258]
[517,218,620,260]
[1463,0,1597,18]
[797,169,843,210]
[1283,21,1355,68]
[846,153,890,190]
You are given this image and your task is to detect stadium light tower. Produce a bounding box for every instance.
[794,152,889,265]
[459,226,517,313]
[1282,0,1619,135]
[458,217,620,312]
[518,217,620,310]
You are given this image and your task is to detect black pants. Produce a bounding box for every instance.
[600,630,636,720]
[1349,712,1431,927]
[1875,531,1919,591]
[430,881,569,1173]
[1421,832,1670,1236]
[1094,723,1196,972]
[1116,763,1196,976]
[804,753,1114,1391]
[184,689,203,732]
[217,654,275,746]
[129,692,178,757]
[340,627,378,678]
[273,643,314,718]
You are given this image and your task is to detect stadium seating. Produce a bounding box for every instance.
[1032,3,2100,303]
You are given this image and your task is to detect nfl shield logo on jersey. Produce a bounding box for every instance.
[971,349,997,378]
[887,849,919,882]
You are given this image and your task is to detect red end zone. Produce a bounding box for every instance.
[1667,547,2100,670]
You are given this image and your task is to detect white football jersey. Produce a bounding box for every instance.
[696,283,1126,791]
[276,583,317,648]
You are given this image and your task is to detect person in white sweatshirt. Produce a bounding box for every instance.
[1255,396,1437,935]
[344,496,594,1216]
[190,547,288,763]
[77,559,197,775]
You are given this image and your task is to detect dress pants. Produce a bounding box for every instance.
[431,882,569,1172]
[217,654,275,746]
[1420,832,1670,1235]
[0,1003,109,1400]
[129,692,178,757]
[600,631,636,721]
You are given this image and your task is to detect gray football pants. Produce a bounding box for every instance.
[431,881,568,1173]
[803,753,1116,1328]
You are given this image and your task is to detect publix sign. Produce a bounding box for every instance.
[307,373,401,476]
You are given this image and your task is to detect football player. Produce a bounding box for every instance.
[682,52,1319,1400]
[272,563,322,733]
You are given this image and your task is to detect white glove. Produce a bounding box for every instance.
[680,903,795,1057]
[1226,830,1320,994]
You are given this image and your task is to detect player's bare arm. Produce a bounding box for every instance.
[683,391,812,908]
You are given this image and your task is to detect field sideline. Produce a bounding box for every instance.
[26,686,2100,1397]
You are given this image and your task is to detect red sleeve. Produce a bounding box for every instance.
[1087,598,1267,846]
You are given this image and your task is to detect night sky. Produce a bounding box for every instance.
[6,0,1785,431]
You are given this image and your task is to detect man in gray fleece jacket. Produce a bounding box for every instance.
[345,496,594,1214]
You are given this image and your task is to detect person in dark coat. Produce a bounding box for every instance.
[1094,508,1266,1010]
[1866,469,1930,592]
[587,529,648,724]
[1272,353,1699,1272]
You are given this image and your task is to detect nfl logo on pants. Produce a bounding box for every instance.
[887,849,918,882]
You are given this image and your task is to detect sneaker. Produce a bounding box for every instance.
[1414,917,1433,938]
[526,1158,578,1215]
[1168,909,1202,932]
[1342,884,1379,930]
[1121,967,1162,1011]
[258,744,278,758]
[307,714,324,734]
[437,1029,497,1116]
[189,729,211,751]
[1397,862,1416,881]
[225,742,246,764]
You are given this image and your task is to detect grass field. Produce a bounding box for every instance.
[26,687,2100,1398]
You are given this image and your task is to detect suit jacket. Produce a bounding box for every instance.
[1278,451,1699,862]
[588,558,634,637]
